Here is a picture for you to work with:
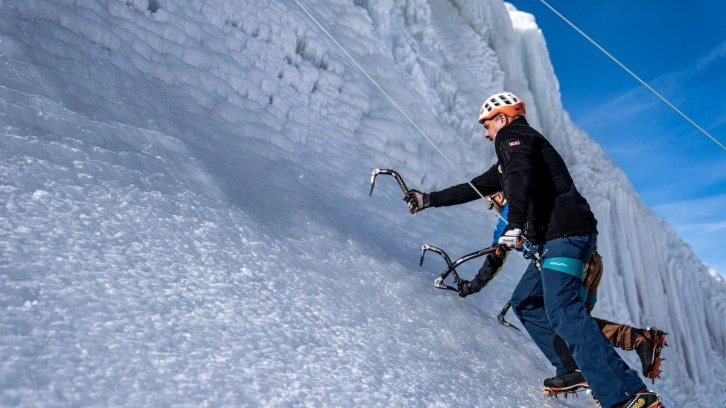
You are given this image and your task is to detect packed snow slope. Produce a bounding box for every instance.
[1,0,725,407]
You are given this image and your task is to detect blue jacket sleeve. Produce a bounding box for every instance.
[491,203,509,245]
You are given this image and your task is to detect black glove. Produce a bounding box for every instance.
[403,189,430,214]
[473,252,506,289]
[457,280,480,298]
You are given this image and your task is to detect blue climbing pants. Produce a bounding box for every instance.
[510,233,644,408]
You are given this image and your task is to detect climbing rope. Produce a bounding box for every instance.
[291,0,506,223]
[538,0,724,150]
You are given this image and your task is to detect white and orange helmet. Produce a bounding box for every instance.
[478,92,526,123]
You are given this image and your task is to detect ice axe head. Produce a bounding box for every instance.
[369,168,383,196]
[497,300,521,331]
[368,168,409,197]
[419,243,452,267]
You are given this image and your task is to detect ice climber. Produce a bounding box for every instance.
[455,191,668,401]
[403,92,665,408]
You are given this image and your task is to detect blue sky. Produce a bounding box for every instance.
[508,0,726,276]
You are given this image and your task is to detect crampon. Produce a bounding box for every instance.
[542,370,590,398]
[634,328,668,383]
[543,385,590,399]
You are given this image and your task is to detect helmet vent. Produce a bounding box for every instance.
[478,92,526,123]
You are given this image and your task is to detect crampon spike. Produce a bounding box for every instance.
[648,357,666,383]
[543,389,581,399]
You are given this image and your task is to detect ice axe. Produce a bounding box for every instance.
[421,243,520,331]
[497,300,520,331]
[433,245,500,289]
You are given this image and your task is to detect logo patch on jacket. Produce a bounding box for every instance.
[508,140,521,147]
